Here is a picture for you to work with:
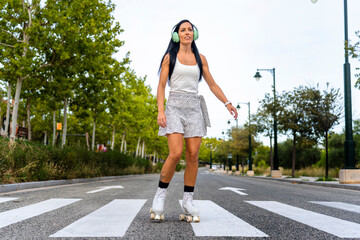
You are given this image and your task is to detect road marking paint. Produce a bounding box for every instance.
[50,199,147,238]
[310,201,360,214]
[0,198,81,229]
[246,201,360,238]
[0,198,18,204]
[86,185,124,194]
[219,187,248,195]
[179,200,268,237]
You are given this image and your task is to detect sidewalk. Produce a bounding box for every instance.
[210,169,360,191]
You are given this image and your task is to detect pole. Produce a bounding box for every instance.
[248,102,252,171]
[272,68,279,170]
[343,0,356,169]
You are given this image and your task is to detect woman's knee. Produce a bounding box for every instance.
[168,151,182,161]
[186,151,199,164]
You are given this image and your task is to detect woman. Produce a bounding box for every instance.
[150,19,238,222]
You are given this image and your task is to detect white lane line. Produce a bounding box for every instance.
[310,201,360,214]
[179,200,268,237]
[0,198,81,229]
[50,199,147,238]
[246,201,360,238]
[219,187,248,195]
[86,185,124,194]
[0,198,18,204]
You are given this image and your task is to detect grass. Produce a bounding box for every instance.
[250,165,341,179]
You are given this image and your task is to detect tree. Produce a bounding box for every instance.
[255,93,275,169]
[306,85,342,178]
[278,87,314,177]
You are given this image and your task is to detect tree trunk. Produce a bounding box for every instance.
[325,131,329,179]
[124,140,127,153]
[111,125,115,150]
[44,130,47,145]
[10,77,23,142]
[92,117,96,151]
[120,132,125,152]
[142,141,145,158]
[136,137,141,157]
[86,132,90,150]
[292,133,296,178]
[26,99,32,141]
[4,82,11,136]
[61,98,68,148]
[52,110,56,146]
[270,135,273,170]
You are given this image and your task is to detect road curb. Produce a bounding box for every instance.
[0,175,140,194]
[252,176,360,191]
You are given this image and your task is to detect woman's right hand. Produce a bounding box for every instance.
[157,111,167,128]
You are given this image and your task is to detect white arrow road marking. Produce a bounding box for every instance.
[179,200,268,237]
[86,185,124,194]
[0,197,18,204]
[0,198,81,229]
[246,201,360,238]
[310,201,360,214]
[219,187,248,195]
[50,199,147,238]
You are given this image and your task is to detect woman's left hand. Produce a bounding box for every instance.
[227,104,238,120]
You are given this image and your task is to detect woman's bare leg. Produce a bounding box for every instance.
[184,137,202,186]
[160,133,184,183]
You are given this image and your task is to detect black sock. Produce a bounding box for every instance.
[158,181,169,189]
[184,185,194,192]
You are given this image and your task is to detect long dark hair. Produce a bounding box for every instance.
[158,19,203,84]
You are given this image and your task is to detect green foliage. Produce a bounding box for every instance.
[0,137,158,184]
[278,139,321,169]
[253,144,270,167]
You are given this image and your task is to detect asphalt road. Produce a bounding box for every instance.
[0,167,360,240]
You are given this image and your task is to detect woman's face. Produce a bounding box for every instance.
[178,22,194,44]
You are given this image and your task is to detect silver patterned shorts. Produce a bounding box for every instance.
[158,92,211,138]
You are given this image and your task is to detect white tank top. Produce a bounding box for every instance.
[169,58,200,94]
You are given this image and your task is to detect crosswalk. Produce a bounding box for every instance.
[0,197,359,238]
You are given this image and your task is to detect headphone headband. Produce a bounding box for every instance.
[171,23,198,43]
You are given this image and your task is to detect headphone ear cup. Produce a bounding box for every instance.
[193,28,199,40]
[172,32,180,43]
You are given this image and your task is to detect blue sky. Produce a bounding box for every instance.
[113,0,360,145]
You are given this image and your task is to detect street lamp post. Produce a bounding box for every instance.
[237,102,253,175]
[254,68,281,177]
[312,0,359,183]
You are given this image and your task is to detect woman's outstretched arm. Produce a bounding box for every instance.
[201,54,238,119]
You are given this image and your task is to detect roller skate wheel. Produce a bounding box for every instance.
[179,214,185,221]
[160,214,165,221]
[186,216,193,223]
[150,212,155,220]
[193,216,200,222]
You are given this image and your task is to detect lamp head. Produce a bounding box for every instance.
[254,71,262,81]
[236,104,241,110]
[227,120,231,125]
[311,0,318,3]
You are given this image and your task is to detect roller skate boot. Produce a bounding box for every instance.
[150,187,167,221]
[180,192,200,223]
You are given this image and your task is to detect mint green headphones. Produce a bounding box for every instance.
[171,25,199,43]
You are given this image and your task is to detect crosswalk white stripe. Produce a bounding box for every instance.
[0,198,18,204]
[50,199,147,238]
[310,201,360,214]
[0,198,81,229]
[246,201,360,238]
[179,200,268,237]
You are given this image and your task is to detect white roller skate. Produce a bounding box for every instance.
[180,192,200,223]
[150,187,167,221]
